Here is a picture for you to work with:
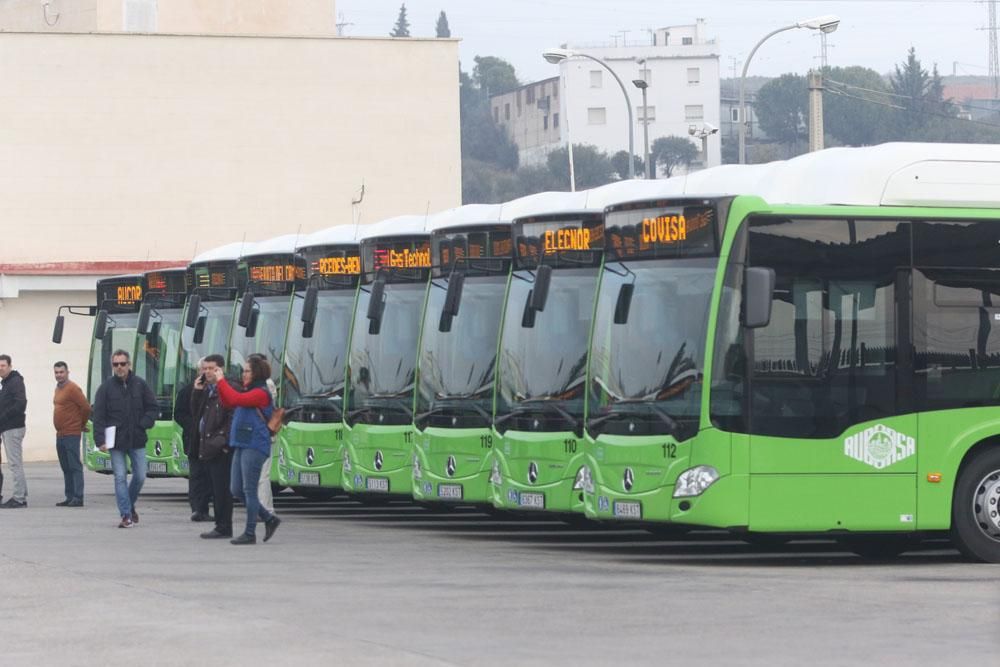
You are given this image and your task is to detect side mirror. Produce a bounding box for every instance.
[94,310,109,340]
[521,291,537,328]
[442,273,465,318]
[245,309,260,338]
[367,278,386,321]
[184,294,202,328]
[147,320,161,343]
[237,292,255,328]
[743,267,776,329]
[301,286,319,325]
[613,283,635,325]
[302,320,315,339]
[529,264,552,312]
[137,304,152,335]
[52,315,65,344]
[193,315,207,344]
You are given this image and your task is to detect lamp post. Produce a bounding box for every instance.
[632,76,651,179]
[738,14,840,164]
[543,48,636,179]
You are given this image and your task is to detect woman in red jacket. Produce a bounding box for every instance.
[212,354,281,545]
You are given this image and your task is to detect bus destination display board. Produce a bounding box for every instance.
[362,237,431,282]
[98,276,143,313]
[605,203,717,260]
[513,215,605,269]
[432,226,512,276]
[299,245,362,289]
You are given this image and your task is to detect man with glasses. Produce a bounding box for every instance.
[92,350,158,528]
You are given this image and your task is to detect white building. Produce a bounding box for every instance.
[493,21,721,174]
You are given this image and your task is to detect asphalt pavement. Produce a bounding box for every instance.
[1,463,997,666]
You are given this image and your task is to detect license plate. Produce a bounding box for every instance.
[519,492,545,509]
[438,484,462,499]
[148,461,167,474]
[613,501,642,519]
[100,458,113,471]
[299,472,320,486]
[366,477,390,492]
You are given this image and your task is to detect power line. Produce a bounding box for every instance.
[824,87,1000,128]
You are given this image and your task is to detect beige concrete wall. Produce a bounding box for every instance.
[0,287,96,463]
[0,31,461,264]
[0,1,336,35]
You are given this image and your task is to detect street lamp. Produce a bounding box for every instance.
[632,75,651,179]
[738,14,840,164]
[543,48,636,179]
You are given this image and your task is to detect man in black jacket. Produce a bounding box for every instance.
[92,349,158,528]
[175,379,212,522]
[190,354,234,539]
[0,354,28,508]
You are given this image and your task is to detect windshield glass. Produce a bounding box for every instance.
[87,314,138,404]
[228,295,291,384]
[134,308,182,411]
[496,267,599,432]
[417,275,507,428]
[588,258,716,439]
[178,299,234,388]
[282,289,356,421]
[346,282,426,426]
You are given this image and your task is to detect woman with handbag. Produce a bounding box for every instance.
[213,354,282,545]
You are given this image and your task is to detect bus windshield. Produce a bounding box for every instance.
[88,314,139,404]
[417,275,507,428]
[347,282,425,426]
[229,294,291,384]
[282,289,356,422]
[588,258,716,439]
[179,299,234,388]
[496,267,599,433]
[134,308,182,412]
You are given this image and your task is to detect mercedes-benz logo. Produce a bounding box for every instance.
[306,447,315,465]
[623,467,635,492]
[374,450,384,471]
[446,455,457,478]
[154,441,162,456]
[528,461,539,484]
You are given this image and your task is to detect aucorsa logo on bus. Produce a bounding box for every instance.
[843,423,915,470]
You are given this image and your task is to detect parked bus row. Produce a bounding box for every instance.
[54,143,1000,562]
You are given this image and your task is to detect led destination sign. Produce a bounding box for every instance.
[433,227,512,274]
[144,270,186,294]
[97,277,143,313]
[606,204,717,260]
[318,254,361,276]
[116,283,143,305]
[371,241,431,271]
[514,216,605,268]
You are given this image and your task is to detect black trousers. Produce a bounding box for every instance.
[204,450,234,535]
[188,456,212,514]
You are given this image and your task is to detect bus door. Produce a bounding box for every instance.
[744,216,917,533]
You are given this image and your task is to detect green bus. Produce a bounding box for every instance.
[135,268,188,477]
[412,204,509,507]
[343,216,430,499]
[582,143,1000,562]
[275,226,361,499]
[175,243,248,475]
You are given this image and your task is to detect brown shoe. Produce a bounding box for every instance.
[118,516,133,528]
[131,509,139,524]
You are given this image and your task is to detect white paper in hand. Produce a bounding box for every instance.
[104,425,117,449]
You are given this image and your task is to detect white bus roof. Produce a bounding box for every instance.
[240,234,300,259]
[425,204,505,233]
[296,225,361,251]
[191,241,257,265]
[499,190,593,222]
[358,215,428,241]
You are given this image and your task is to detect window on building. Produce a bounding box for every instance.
[590,70,603,88]
[639,68,652,86]
[543,115,549,130]
[553,85,559,99]
[687,68,701,84]
[682,37,694,45]
[685,105,704,121]
[637,106,656,122]
[553,113,560,128]
[527,86,536,104]
[517,90,522,114]
[731,107,741,123]
[505,103,510,121]
[588,107,607,125]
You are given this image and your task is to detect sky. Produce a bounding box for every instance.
[335,0,991,82]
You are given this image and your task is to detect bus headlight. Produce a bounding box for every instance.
[342,451,352,472]
[489,459,502,486]
[673,465,719,498]
[412,454,422,479]
[573,466,594,493]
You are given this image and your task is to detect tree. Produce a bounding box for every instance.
[390,3,410,37]
[435,10,450,38]
[460,69,519,171]
[822,66,896,146]
[472,56,519,97]
[611,150,644,180]
[545,145,616,190]
[755,74,808,149]
[890,47,951,136]
[650,136,698,177]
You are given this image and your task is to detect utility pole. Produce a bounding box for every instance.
[808,71,825,153]
[989,0,1000,98]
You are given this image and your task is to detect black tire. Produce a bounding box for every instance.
[951,447,1000,563]
[839,535,913,560]
[292,486,341,501]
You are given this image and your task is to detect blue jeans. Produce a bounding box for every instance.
[110,448,146,518]
[230,447,273,537]
[56,435,84,501]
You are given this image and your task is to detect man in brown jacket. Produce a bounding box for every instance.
[53,361,91,506]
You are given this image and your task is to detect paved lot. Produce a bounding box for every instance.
[2,463,997,665]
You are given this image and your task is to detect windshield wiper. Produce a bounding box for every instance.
[587,404,679,434]
[494,400,580,433]
[368,394,413,418]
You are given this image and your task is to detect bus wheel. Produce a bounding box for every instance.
[839,535,912,560]
[951,447,1000,563]
[292,486,340,501]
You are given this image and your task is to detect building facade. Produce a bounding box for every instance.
[489,77,561,167]
[0,28,460,461]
